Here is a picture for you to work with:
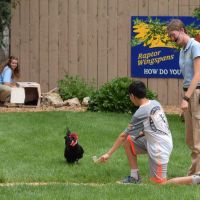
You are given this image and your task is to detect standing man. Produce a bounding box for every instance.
[167,19,200,175]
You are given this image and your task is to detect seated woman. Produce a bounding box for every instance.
[0,56,20,103]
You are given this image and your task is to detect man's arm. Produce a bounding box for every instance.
[181,57,200,110]
[99,132,127,163]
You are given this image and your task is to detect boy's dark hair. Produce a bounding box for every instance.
[128,81,147,99]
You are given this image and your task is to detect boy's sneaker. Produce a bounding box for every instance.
[118,176,141,184]
[192,171,200,184]
[194,171,200,176]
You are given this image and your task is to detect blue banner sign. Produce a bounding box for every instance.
[131,16,200,78]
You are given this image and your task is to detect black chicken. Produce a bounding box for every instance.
[64,128,84,164]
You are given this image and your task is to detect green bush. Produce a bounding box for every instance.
[88,77,157,113]
[58,75,94,101]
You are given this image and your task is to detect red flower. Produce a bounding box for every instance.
[195,35,200,43]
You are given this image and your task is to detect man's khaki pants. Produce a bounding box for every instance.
[184,89,200,175]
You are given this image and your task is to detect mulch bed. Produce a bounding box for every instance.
[0,105,180,114]
[0,105,87,113]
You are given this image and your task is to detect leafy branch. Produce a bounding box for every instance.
[193,6,200,19]
[0,0,20,48]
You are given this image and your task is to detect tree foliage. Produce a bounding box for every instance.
[0,0,11,47]
[193,6,200,19]
[0,0,19,48]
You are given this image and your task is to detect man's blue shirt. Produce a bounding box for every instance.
[179,38,200,88]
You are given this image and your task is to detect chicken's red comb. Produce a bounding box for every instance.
[69,133,78,140]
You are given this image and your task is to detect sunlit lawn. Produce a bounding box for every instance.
[0,111,199,200]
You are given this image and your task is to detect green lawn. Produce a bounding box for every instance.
[0,111,199,200]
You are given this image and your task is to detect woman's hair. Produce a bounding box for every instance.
[167,19,187,33]
[0,56,20,79]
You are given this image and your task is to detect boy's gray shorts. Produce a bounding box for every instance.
[127,135,168,183]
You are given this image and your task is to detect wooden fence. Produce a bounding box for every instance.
[10,0,200,105]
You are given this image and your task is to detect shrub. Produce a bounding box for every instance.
[88,77,157,113]
[58,75,94,101]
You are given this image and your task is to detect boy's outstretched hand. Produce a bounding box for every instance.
[94,132,126,164]
[98,153,110,163]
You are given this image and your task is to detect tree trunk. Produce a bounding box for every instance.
[0,48,5,64]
